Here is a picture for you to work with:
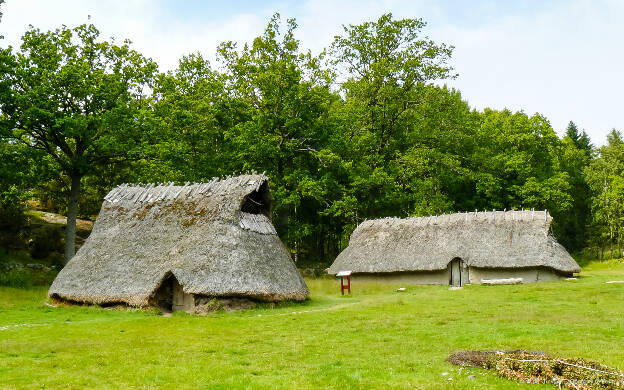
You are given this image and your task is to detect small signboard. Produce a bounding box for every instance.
[336,270,352,295]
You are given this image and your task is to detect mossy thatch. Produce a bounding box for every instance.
[328,210,580,275]
[49,174,309,307]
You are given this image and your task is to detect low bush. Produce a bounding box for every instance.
[0,261,58,287]
[29,224,64,259]
[0,186,29,249]
[0,268,31,288]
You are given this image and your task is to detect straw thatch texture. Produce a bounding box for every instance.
[49,174,309,306]
[328,210,580,275]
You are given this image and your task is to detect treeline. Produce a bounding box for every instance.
[1,13,623,264]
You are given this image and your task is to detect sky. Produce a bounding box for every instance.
[1,0,622,144]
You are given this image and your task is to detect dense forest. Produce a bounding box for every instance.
[1,13,623,267]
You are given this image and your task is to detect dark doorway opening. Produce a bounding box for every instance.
[450,258,463,287]
[151,273,175,312]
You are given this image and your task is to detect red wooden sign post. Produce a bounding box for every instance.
[336,270,352,295]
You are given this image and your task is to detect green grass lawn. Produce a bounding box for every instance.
[1,260,623,389]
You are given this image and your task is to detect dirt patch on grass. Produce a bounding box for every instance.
[448,349,546,368]
[32,211,94,231]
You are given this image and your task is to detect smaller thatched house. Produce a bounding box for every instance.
[49,174,309,311]
[328,210,580,286]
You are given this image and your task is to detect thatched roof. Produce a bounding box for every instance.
[328,210,580,275]
[49,174,309,306]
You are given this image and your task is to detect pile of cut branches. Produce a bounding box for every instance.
[448,350,623,389]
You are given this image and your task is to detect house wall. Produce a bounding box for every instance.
[469,267,568,284]
[349,267,568,285]
[536,268,571,282]
[172,279,195,311]
[352,270,449,285]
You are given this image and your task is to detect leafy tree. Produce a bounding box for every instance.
[565,121,592,155]
[585,129,624,258]
[397,85,478,215]
[330,13,455,167]
[471,109,571,213]
[0,140,47,193]
[0,185,28,250]
[328,13,458,227]
[147,54,231,182]
[0,24,157,261]
[217,14,336,261]
[554,125,593,251]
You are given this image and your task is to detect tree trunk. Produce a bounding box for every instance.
[64,173,81,263]
[610,240,614,259]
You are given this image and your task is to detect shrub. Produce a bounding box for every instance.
[0,185,29,249]
[0,261,58,287]
[29,225,64,259]
[0,268,31,287]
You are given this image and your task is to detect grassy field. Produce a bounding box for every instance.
[1,260,623,389]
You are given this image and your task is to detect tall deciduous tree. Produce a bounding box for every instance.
[585,129,624,258]
[149,53,230,182]
[0,24,156,261]
[327,13,461,225]
[330,13,455,168]
[470,109,575,246]
[217,14,336,260]
[554,122,593,251]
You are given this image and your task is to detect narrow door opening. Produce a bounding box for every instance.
[150,273,194,312]
[449,258,463,287]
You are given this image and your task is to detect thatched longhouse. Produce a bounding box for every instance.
[328,210,580,286]
[49,174,309,311]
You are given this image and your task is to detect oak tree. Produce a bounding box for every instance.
[0,24,156,260]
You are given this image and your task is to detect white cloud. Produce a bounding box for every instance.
[1,0,269,70]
